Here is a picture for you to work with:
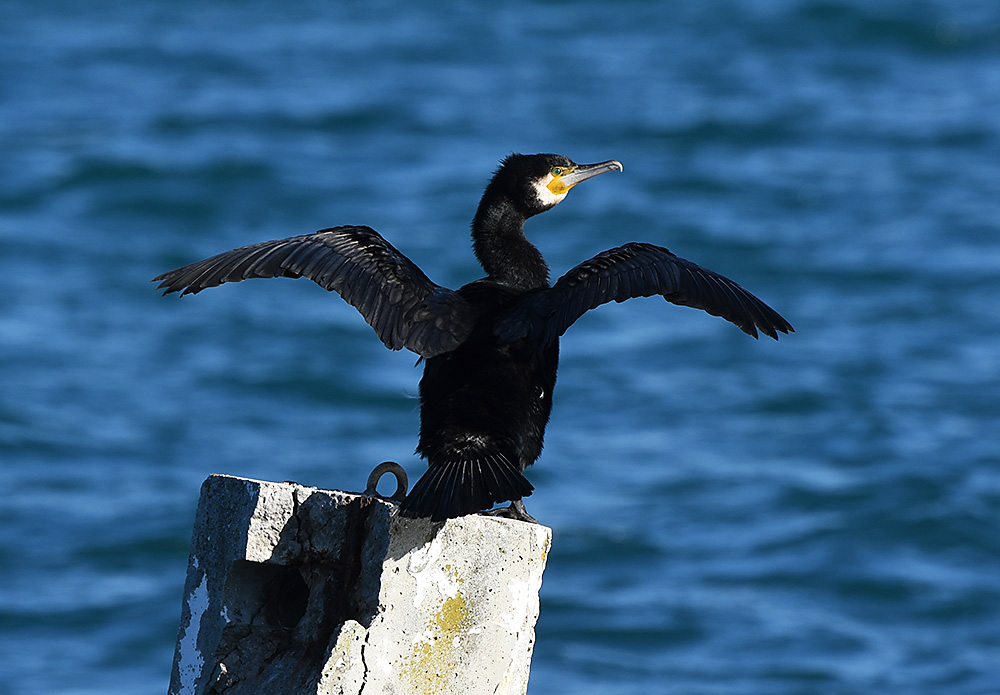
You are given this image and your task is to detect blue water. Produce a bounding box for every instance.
[2,1,999,693]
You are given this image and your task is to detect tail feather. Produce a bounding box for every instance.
[398,453,534,521]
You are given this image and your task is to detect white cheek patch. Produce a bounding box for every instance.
[532,174,568,208]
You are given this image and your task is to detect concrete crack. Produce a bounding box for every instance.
[357,630,371,695]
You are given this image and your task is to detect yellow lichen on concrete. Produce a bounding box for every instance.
[436,592,468,633]
[317,620,365,690]
[402,570,473,695]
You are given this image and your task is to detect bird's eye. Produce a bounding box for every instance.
[551,167,562,176]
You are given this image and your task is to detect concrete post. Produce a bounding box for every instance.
[168,474,551,695]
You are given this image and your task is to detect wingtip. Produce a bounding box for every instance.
[153,279,179,296]
[774,318,795,339]
[152,271,179,295]
[766,322,794,341]
[747,315,796,341]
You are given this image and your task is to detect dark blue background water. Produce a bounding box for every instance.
[2,2,999,693]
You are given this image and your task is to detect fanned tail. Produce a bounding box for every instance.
[398,452,534,521]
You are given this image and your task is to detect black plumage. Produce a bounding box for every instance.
[154,153,792,522]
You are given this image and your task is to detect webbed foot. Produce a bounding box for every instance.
[482,499,539,524]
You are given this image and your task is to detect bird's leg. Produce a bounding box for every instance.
[482,499,539,524]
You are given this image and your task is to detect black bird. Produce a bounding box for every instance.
[154,153,792,522]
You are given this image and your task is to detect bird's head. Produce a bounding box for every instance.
[488,153,623,217]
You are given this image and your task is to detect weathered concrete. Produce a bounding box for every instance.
[168,474,551,695]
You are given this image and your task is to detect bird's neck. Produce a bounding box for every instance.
[472,196,550,290]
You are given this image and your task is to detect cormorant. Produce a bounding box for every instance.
[154,153,792,522]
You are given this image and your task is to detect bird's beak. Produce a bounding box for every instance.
[548,160,623,195]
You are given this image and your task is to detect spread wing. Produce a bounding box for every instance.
[495,242,793,346]
[153,225,474,358]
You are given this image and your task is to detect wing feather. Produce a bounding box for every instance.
[153,225,474,357]
[495,241,792,346]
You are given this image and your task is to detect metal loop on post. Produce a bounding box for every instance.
[364,461,408,503]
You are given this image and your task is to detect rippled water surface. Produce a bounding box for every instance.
[2,2,999,693]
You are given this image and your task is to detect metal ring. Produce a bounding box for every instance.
[364,461,408,503]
